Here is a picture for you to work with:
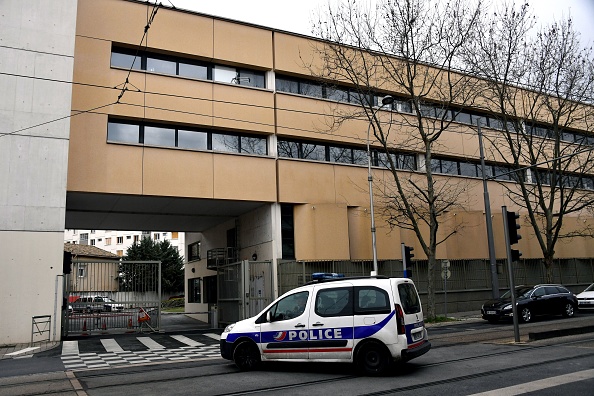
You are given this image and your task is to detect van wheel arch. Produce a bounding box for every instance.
[232,338,261,371]
[354,339,392,376]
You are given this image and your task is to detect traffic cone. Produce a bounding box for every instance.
[126,317,134,333]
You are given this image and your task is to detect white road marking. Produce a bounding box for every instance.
[100,338,124,352]
[137,337,165,349]
[6,347,40,356]
[469,368,594,396]
[204,333,221,341]
[61,341,79,355]
[170,335,204,347]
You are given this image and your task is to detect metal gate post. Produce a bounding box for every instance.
[242,260,250,320]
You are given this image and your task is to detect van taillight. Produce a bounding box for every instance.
[395,304,405,335]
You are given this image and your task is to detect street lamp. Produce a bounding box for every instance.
[367,95,394,276]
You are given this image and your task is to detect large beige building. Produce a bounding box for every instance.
[1,0,593,344]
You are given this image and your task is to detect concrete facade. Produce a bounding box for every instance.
[0,1,77,345]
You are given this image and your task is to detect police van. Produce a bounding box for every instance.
[220,275,430,375]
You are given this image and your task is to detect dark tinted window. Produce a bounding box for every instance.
[398,283,421,314]
[355,286,390,315]
[315,287,353,317]
[241,136,267,155]
[533,287,546,297]
[276,77,299,94]
[278,140,300,158]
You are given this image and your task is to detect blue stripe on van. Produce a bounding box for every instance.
[225,311,400,347]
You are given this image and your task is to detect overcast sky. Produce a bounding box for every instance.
[162,0,594,47]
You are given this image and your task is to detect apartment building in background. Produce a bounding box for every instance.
[64,230,185,257]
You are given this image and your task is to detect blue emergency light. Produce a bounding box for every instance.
[311,272,345,280]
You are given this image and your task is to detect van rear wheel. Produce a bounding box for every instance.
[233,340,260,371]
[356,341,390,376]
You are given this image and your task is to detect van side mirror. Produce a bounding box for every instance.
[266,311,272,322]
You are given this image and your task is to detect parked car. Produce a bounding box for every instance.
[576,283,594,310]
[72,296,124,313]
[481,284,578,323]
[100,297,124,312]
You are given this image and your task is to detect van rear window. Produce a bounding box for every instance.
[398,283,421,314]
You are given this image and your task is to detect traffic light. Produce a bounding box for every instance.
[404,245,414,266]
[506,210,521,245]
[511,249,522,262]
[403,245,414,278]
[505,210,522,262]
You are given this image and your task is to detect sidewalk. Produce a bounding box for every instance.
[0,341,61,361]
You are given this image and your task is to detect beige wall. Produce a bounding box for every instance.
[69,0,594,269]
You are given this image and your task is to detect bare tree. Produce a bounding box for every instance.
[309,0,483,318]
[466,2,594,283]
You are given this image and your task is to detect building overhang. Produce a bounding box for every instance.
[65,192,266,232]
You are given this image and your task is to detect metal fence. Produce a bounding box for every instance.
[217,260,274,326]
[63,260,161,336]
[278,258,594,313]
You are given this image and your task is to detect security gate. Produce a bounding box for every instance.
[217,260,273,326]
[62,260,161,337]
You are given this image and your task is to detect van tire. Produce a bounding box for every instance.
[356,341,390,376]
[233,340,260,371]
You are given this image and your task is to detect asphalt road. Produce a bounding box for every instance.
[1,311,593,395]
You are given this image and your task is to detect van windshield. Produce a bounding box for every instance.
[398,283,421,314]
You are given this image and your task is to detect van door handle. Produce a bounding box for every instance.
[295,323,306,328]
[312,322,324,327]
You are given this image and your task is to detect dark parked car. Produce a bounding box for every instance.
[481,284,578,323]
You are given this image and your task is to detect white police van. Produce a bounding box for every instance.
[220,275,430,375]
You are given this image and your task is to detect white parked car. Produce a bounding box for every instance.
[576,283,594,310]
[73,296,124,313]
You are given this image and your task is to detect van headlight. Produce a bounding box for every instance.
[223,323,235,333]
[502,304,512,311]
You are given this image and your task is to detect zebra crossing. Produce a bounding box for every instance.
[61,333,221,370]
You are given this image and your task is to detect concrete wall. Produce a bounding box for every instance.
[0,0,77,345]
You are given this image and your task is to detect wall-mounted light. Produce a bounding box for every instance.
[191,268,195,273]
[252,252,258,261]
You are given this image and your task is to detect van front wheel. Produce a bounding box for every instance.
[233,340,260,371]
[356,342,390,376]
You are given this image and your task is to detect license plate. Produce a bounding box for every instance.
[412,331,423,342]
[579,301,591,305]
[487,310,496,315]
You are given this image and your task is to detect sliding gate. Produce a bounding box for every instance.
[217,260,274,327]
[62,260,161,337]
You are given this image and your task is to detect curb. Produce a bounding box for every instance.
[528,325,594,341]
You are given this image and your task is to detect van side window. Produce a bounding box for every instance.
[258,291,309,323]
[398,283,421,314]
[354,286,390,315]
[315,287,353,317]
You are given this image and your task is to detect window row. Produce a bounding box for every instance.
[275,74,593,146]
[278,139,417,171]
[430,157,523,182]
[432,157,594,190]
[111,47,266,88]
[525,123,594,146]
[275,75,509,130]
[107,120,268,155]
[533,170,594,190]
